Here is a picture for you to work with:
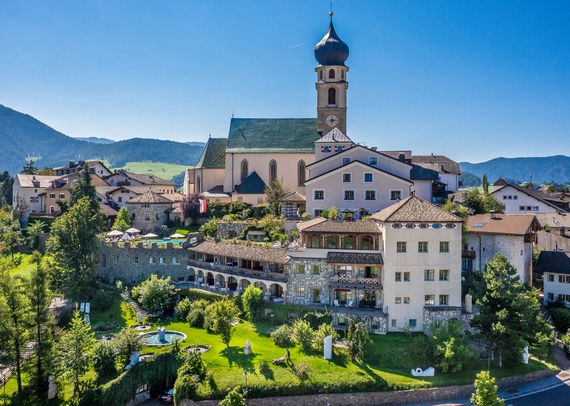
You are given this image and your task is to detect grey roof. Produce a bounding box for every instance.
[411,155,461,175]
[410,164,439,181]
[235,171,266,194]
[226,118,320,154]
[16,174,59,188]
[534,251,570,275]
[493,184,566,212]
[380,151,412,162]
[372,196,463,223]
[195,138,227,169]
[298,219,381,234]
[315,128,353,144]
[187,240,289,264]
[326,252,383,264]
[280,191,306,203]
[127,190,172,204]
[106,170,177,186]
[493,177,508,186]
[297,217,328,231]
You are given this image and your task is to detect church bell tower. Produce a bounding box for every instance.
[315,12,349,135]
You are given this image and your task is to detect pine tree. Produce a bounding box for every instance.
[470,370,504,406]
[112,206,131,231]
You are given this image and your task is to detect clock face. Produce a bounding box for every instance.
[326,114,338,127]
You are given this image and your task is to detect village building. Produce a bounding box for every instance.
[535,251,570,306]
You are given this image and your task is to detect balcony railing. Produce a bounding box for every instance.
[330,275,383,290]
[462,250,476,259]
[187,259,287,283]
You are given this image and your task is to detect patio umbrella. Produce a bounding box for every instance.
[143,233,159,238]
[121,233,132,241]
[170,233,186,239]
[107,230,124,237]
[125,227,141,234]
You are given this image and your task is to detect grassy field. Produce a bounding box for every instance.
[1,253,35,278]
[111,161,192,181]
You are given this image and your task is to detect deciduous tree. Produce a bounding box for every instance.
[131,274,174,315]
[26,220,46,249]
[209,297,240,347]
[111,206,131,231]
[470,370,504,406]
[241,285,264,322]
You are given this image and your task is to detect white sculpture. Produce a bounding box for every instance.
[84,314,90,325]
[79,302,85,312]
[523,346,529,364]
[48,375,57,400]
[137,313,142,323]
[85,302,90,314]
[465,294,473,314]
[158,327,166,341]
[124,351,140,370]
[324,335,332,360]
[411,367,435,377]
[244,340,252,355]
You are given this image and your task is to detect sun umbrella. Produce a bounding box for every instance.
[125,227,141,234]
[107,230,124,237]
[143,233,159,238]
[121,233,132,241]
[170,233,186,239]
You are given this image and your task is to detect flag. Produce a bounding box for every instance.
[199,199,207,213]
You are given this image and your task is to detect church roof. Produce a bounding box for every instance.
[314,19,349,66]
[195,138,227,169]
[234,171,267,194]
[226,118,320,154]
[372,196,463,223]
[315,127,353,143]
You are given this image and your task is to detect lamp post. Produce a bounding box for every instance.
[243,369,248,404]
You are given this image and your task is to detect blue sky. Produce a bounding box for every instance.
[1,1,568,163]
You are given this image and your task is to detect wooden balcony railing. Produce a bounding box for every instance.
[187,259,287,283]
[329,276,383,290]
[462,250,476,259]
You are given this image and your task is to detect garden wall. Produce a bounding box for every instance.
[179,369,556,406]
[216,221,249,239]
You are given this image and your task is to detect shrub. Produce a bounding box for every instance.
[313,323,339,352]
[219,386,246,406]
[92,321,119,332]
[409,335,436,365]
[304,309,332,329]
[191,298,211,310]
[91,288,113,311]
[187,308,206,328]
[291,319,314,352]
[549,308,570,333]
[293,359,313,381]
[131,275,174,315]
[562,330,570,355]
[93,339,117,378]
[271,324,292,347]
[175,297,193,321]
[241,285,264,322]
[301,212,311,221]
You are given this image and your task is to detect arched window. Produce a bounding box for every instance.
[269,160,277,181]
[319,70,323,80]
[298,160,306,186]
[329,69,335,79]
[196,175,201,193]
[328,88,336,105]
[241,160,248,182]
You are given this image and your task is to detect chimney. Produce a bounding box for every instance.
[490,210,496,219]
[69,160,74,167]
[371,147,377,151]
[399,153,405,162]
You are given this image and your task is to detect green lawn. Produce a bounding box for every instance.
[111,162,192,181]
[1,253,35,278]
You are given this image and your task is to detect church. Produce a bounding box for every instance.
[184,14,460,215]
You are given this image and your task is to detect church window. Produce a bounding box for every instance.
[298,160,306,186]
[241,160,248,182]
[196,176,201,193]
[329,69,335,79]
[328,88,336,105]
[269,160,277,181]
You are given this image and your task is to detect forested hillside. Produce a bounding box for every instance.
[0,105,204,174]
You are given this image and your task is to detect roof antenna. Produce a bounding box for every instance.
[330,2,333,19]
[209,132,211,138]
[232,111,234,118]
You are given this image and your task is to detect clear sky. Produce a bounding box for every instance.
[1,1,568,163]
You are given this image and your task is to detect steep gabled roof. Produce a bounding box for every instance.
[234,171,266,194]
[226,118,320,154]
[465,213,541,235]
[195,138,227,169]
[280,191,306,203]
[307,144,412,169]
[534,251,570,275]
[127,190,172,204]
[315,128,353,144]
[15,174,59,188]
[411,155,461,175]
[372,196,463,222]
[492,184,565,212]
[410,164,439,181]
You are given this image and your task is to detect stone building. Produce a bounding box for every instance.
[126,190,173,233]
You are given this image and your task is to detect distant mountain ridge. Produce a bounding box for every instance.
[460,155,570,185]
[73,137,115,144]
[0,105,205,175]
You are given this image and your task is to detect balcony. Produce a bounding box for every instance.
[330,275,383,290]
[187,259,287,283]
[462,250,476,259]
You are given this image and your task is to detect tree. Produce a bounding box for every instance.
[209,297,240,347]
[346,319,369,362]
[470,370,505,406]
[181,193,203,224]
[482,174,489,195]
[199,218,218,238]
[0,270,30,393]
[111,206,131,231]
[26,220,46,249]
[463,188,485,214]
[241,285,264,322]
[93,339,116,378]
[431,320,475,373]
[264,178,290,216]
[219,386,246,406]
[131,274,174,315]
[26,252,52,392]
[47,197,101,301]
[21,158,38,175]
[70,164,100,216]
[113,328,144,368]
[258,214,285,241]
[56,310,96,397]
[483,195,505,214]
[470,253,553,367]
[313,323,339,352]
[291,319,314,352]
[1,228,23,260]
[0,171,13,207]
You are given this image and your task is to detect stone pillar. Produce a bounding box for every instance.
[266,287,271,302]
[465,294,473,314]
[283,290,287,304]
[225,278,229,293]
[324,335,332,360]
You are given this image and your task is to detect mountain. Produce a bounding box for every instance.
[0,105,205,175]
[460,156,570,185]
[74,137,115,144]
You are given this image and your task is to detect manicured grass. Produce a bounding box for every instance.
[1,253,35,278]
[111,162,191,182]
[89,289,138,334]
[168,226,201,235]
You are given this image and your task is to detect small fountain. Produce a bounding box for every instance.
[140,327,186,346]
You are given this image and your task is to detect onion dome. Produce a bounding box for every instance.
[314,17,349,66]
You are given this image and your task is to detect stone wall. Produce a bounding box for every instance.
[99,242,187,285]
[423,306,474,335]
[331,311,388,334]
[216,222,250,239]
[286,257,332,305]
[128,202,171,233]
[179,369,556,406]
